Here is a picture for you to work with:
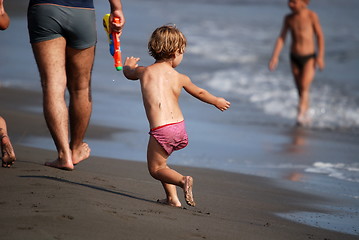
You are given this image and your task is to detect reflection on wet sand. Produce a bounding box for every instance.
[283,126,308,182]
[284,126,307,154]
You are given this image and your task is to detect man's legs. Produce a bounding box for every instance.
[32,38,74,170]
[66,46,95,164]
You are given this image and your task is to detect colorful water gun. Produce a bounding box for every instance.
[103,14,122,71]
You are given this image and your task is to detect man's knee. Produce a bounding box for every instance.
[69,84,90,93]
[67,75,91,92]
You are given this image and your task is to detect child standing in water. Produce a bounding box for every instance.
[123,25,230,207]
[269,0,325,125]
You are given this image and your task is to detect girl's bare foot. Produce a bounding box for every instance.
[45,158,74,171]
[1,135,16,168]
[157,198,182,207]
[72,142,91,165]
[183,176,195,206]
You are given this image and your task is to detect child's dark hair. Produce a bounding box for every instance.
[148,25,187,60]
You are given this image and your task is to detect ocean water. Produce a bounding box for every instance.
[1,0,358,235]
[90,0,359,190]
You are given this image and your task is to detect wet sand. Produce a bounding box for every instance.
[0,87,357,240]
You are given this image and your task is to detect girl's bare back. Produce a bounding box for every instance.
[140,62,186,129]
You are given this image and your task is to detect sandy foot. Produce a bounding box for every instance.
[184,176,195,206]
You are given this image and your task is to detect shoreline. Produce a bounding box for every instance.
[1,145,358,240]
[1,86,358,239]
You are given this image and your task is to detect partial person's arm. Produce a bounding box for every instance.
[123,56,145,80]
[269,16,289,71]
[312,12,325,70]
[108,0,125,33]
[0,0,10,30]
[182,75,230,112]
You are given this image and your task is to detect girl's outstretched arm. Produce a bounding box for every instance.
[182,75,230,111]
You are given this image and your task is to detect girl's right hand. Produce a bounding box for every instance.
[215,97,231,112]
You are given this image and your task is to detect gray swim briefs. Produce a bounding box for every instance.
[27,4,97,49]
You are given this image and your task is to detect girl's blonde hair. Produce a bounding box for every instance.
[148,25,187,60]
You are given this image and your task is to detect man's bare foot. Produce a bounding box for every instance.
[45,158,74,171]
[72,142,91,165]
[157,198,182,207]
[183,176,195,206]
[1,135,16,168]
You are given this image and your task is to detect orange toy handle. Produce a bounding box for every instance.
[112,17,122,71]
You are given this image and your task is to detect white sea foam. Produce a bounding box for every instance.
[305,162,359,183]
[204,67,359,130]
[181,6,359,132]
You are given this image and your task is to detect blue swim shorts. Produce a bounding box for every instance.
[27,4,97,49]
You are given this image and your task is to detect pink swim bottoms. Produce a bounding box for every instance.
[149,120,189,155]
